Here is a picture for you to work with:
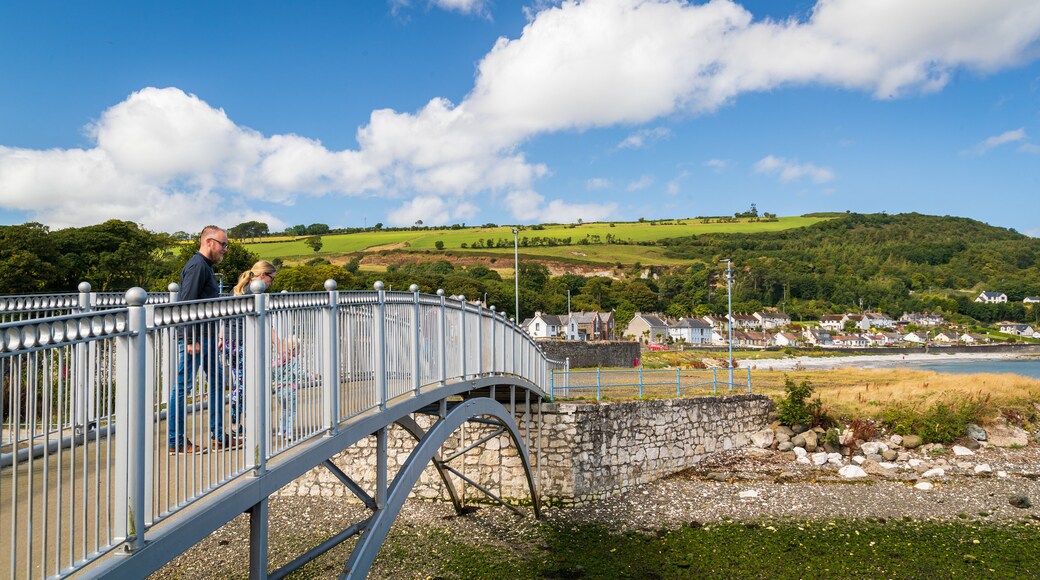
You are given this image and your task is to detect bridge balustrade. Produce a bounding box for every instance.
[1,281,558,579]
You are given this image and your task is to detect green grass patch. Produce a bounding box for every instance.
[423,519,1040,578]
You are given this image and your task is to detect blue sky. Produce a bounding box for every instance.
[2,0,1039,236]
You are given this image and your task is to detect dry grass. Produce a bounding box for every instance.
[748,368,1040,423]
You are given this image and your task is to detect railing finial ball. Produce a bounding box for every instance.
[490,305,496,311]
[78,281,92,293]
[324,279,338,291]
[249,279,267,294]
[374,281,384,291]
[168,282,180,292]
[409,284,419,292]
[436,289,444,296]
[125,287,148,306]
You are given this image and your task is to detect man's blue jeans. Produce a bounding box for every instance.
[168,338,226,446]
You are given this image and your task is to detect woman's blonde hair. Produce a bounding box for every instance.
[233,260,277,296]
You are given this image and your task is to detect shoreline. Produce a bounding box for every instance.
[740,350,1038,372]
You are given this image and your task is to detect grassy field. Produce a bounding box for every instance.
[243,216,831,264]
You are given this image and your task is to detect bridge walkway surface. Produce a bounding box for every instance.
[0,281,559,578]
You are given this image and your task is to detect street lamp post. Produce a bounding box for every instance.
[720,259,734,390]
[512,228,520,323]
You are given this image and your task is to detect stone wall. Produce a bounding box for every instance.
[538,340,641,369]
[281,394,774,506]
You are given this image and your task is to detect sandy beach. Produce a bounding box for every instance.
[740,350,1037,372]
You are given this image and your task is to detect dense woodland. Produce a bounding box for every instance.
[1,213,1038,328]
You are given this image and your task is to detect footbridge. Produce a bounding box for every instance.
[1,281,561,578]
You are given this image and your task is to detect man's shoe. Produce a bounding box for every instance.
[168,439,199,454]
[211,434,242,450]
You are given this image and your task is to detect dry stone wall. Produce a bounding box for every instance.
[280,394,774,505]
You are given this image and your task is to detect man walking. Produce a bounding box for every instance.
[168,225,239,453]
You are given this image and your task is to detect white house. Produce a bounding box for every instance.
[898,312,945,327]
[934,332,959,343]
[773,332,801,347]
[754,311,791,330]
[960,333,988,344]
[904,331,928,343]
[668,318,713,345]
[804,327,833,346]
[832,334,869,348]
[1024,296,1040,304]
[819,314,845,332]
[624,312,670,344]
[976,291,1008,303]
[999,323,1036,337]
[729,313,759,330]
[863,312,897,329]
[522,311,575,339]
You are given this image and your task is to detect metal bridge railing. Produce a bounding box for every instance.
[550,365,753,400]
[0,280,560,579]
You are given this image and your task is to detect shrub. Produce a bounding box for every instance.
[776,375,823,427]
[879,395,989,444]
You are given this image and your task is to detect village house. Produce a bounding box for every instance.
[753,311,791,330]
[568,310,615,341]
[1024,296,1040,304]
[668,317,713,345]
[999,322,1036,337]
[521,311,574,339]
[831,334,869,348]
[804,327,833,346]
[975,291,1008,303]
[862,312,897,329]
[898,312,945,327]
[960,332,989,344]
[933,331,960,343]
[819,314,846,332]
[903,331,928,343]
[733,330,772,348]
[702,315,729,332]
[729,313,760,330]
[624,312,670,344]
[773,331,801,347]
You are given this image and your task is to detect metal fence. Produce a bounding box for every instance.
[0,281,561,579]
[550,365,752,400]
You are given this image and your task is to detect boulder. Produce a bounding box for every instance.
[777,441,794,452]
[921,468,945,478]
[901,435,923,449]
[952,445,975,456]
[882,449,898,461]
[776,425,795,438]
[987,423,1030,448]
[965,423,987,441]
[802,430,819,452]
[1009,494,1032,509]
[822,442,841,454]
[889,434,903,447]
[861,459,896,477]
[915,481,934,490]
[751,429,775,449]
[860,442,888,455]
[811,452,829,466]
[974,464,993,475]
[791,424,809,435]
[791,434,806,448]
[775,431,791,444]
[838,465,868,478]
[960,437,981,451]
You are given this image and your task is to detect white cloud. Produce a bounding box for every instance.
[704,159,729,171]
[4,1,1040,230]
[754,155,835,183]
[966,128,1027,154]
[387,196,452,227]
[504,189,616,224]
[618,127,672,149]
[586,177,611,190]
[626,175,654,191]
[389,0,488,16]
[1018,142,1040,154]
[665,170,689,196]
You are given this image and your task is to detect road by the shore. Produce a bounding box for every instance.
[740,350,1038,372]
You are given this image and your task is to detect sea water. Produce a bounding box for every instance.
[893,358,1040,379]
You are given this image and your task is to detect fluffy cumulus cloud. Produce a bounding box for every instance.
[754,155,835,183]
[3,0,1040,229]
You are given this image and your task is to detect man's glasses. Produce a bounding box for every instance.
[208,238,229,249]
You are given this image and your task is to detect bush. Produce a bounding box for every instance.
[879,396,989,444]
[776,375,823,427]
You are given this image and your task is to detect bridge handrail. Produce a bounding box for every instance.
[0,280,556,578]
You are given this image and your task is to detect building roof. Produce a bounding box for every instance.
[671,317,712,329]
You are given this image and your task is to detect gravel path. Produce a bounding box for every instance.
[154,445,1040,579]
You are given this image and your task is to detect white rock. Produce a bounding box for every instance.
[908,458,923,468]
[956,461,974,469]
[860,442,888,455]
[739,490,759,499]
[921,468,945,478]
[879,462,899,470]
[793,447,808,458]
[915,481,934,490]
[897,452,911,462]
[852,455,866,465]
[828,456,844,466]
[797,456,811,464]
[997,470,1008,478]
[811,452,829,466]
[974,464,992,474]
[827,452,843,463]
[952,445,975,456]
[889,434,903,446]
[751,430,775,449]
[839,465,868,478]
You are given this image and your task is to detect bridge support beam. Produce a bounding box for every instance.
[339,397,541,579]
[249,498,269,580]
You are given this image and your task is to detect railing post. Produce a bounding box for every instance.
[490,306,497,374]
[247,280,269,474]
[713,367,718,395]
[323,279,339,432]
[477,302,483,375]
[375,282,388,409]
[638,366,643,398]
[747,366,752,393]
[120,288,148,551]
[411,284,421,396]
[168,281,180,303]
[458,295,467,380]
[676,367,681,397]
[437,289,446,385]
[597,367,601,401]
[565,357,570,395]
[550,368,555,401]
[74,282,92,434]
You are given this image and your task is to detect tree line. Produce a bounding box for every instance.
[1,213,1038,328]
